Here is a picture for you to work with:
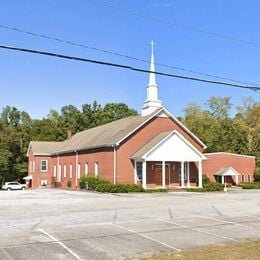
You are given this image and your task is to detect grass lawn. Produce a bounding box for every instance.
[145,239,260,260]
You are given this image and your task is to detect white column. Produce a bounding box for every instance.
[198,161,203,188]
[134,160,137,184]
[187,162,191,188]
[181,161,185,188]
[142,161,147,189]
[235,175,238,185]
[221,175,225,185]
[162,161,166,188]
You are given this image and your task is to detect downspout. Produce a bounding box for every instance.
[113,144,117,184]
[75,151,78,188]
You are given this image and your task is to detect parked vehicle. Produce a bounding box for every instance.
[2,182,26,190]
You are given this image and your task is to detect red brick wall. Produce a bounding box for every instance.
[203,153,255,184]
[28,116,204,189]
[28,149,53,189]
[116,116,204,184]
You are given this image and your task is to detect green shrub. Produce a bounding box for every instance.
[67,180,72,188]
[144,188,167,193]
[202,174,211,186]
[187,183,224,192]
[95,183,144,193]
[79,175,110,190]
[204,183,224,191]
[187,188,207,192]
[254,173,260,182]
[242,183,260,189]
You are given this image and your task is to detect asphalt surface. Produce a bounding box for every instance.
[1,188,260,259]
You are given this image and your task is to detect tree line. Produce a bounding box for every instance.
[0,97,259,184]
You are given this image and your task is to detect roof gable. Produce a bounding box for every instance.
[131,130,206,162]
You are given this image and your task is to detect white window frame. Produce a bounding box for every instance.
[29,161,32,173]
[85,162,88,175]
[241,174,245,183]
[57,164,61,182]
[95,162,99,177]
[53,165,57,177]
[64,164,67,178]
[40,160,48,172]
[77,163,81,179]
[69,164,73,179]
[32,161,35,173]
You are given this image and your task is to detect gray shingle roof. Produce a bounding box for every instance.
[130,131,171,159]
[29,141,61,155]
[29,111,159,155]
[214,167,240,176]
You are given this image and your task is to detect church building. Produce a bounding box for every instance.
[26,43,255,190]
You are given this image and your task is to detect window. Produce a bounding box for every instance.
[29,161,32,173]
[69,164,73,178]
[57,164,61,182]
[95,162,99,176]
[64,164,67,178]
[53,165,57,177]
[85,162,88,175]
[248,175,251,183]
[137,162,142,181]
[41,160,48,172]
[32,161,35,173]
[241,175,245,183]
[77,163,81,179]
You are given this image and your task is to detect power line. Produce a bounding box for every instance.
[0,44,259,92]
[0,24,259,87]
[84,0,260,47]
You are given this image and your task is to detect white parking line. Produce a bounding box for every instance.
[39,229,82,260]
[196,215,253,228]
[111,223,181,251]
[158,219,239,242]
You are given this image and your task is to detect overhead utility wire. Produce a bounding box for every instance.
[0,44,259,92]
[84,0,260,47]
[0,24,259,87]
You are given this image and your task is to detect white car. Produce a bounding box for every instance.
[2,182,26,190]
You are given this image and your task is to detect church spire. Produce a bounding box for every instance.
[141,40,162,116]
[149,40,157,86]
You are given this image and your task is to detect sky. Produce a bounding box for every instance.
[0,0,259,119]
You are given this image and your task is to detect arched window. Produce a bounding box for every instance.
[85,162,88,175]
[95,162,99,176]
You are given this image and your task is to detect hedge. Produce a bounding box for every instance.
[95,183,144,193]
[242,182,260,189]
[79,175,110,190]
[187,183,224,192]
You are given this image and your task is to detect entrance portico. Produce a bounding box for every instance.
[132,130,206,189]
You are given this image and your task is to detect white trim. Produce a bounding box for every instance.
[85,162,88,175]
[69,163,73,179]
[40,160,48,172]
[63,164,67,178]
[142,130,206,161]
[198,161,203,188]
[142,161,147,189]
[113,146,117,184]
[116,107,207,149]
[95,162,99,177]
[33,152,52,156]
[205,152,255,159]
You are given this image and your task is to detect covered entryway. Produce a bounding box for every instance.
[132,130,206,189]
[214,167,240,186]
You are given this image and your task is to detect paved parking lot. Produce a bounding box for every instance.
[1,189,260,259]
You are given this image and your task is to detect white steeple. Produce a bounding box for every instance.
[141,41,162,116]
